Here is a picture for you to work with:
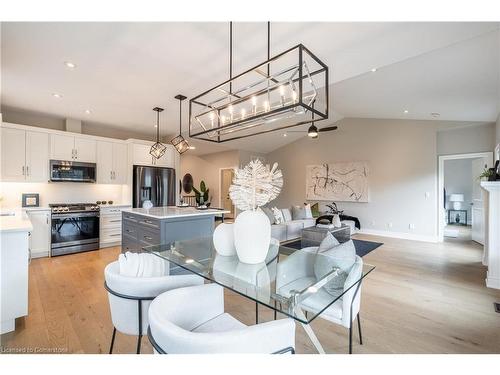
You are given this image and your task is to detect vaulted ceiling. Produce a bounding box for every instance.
[1,22,499,154]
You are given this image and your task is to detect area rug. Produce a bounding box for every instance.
[284,238,383,257]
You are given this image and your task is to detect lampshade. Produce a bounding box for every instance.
[449,194,464,202]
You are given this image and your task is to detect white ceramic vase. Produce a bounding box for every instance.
[332,214,342,228]
[234,209,271,264]
[213,223,236,256]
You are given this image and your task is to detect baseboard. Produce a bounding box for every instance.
[31,250,49,259]
[356,228,439,243]
[486,275,500,289]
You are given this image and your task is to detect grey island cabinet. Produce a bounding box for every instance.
[121,207,229,253]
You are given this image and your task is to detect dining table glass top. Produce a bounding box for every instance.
[143,237,375,324]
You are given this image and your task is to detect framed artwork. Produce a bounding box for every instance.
[306,162,369,202]
[22,193,40,207]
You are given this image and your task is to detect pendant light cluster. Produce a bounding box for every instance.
[188,22,329,143]
[150,94,191,159]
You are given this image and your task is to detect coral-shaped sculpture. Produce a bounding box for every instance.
[229,160,283,211]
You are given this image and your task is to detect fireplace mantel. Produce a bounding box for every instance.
[480,181,500,289]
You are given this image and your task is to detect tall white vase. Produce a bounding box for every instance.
[234,209,271,264]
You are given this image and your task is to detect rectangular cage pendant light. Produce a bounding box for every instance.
[189,44,328,143]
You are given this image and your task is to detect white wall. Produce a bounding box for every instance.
[437,123,496,156]
[443,158,473,222]
[0,182,126,209]
[266,118,439,241]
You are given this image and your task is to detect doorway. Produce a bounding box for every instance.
[438,152,493,243]
[219,168,236,219]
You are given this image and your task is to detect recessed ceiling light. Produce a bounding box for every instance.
[370,68,377,72]
[64,61,76,69]
[52,93,62,98]
[283,133,287,137]
[403,110,409,114]
[431,112,440,118]
[188,146,196,150]
[85,109,91,114]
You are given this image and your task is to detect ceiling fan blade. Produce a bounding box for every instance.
[318,126,338,132]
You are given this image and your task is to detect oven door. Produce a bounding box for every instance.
[51,212,100,256]
[50,160,96,183]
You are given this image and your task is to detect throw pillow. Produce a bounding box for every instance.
[303,203,313,219]
[310,202,320,218]
[271,207,284,224]
[281,208,293,222]
[261,207,276,224]
[292,205,306,220]
[313,234,356,296]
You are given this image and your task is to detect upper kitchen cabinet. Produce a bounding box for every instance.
[97,141,128,184]
[1,127,49,182]
[131,141,175,168]
[50,134,96,163]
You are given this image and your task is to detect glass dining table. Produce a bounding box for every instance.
[143,237,375,354]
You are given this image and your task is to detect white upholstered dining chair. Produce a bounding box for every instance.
[276,248,364,354]
[104,260,203,354]
[147,283,296,354]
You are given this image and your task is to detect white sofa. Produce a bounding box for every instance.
[267,207,316,242]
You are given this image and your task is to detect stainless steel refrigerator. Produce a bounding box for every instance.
[133,166,176,208]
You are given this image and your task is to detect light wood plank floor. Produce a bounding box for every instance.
[1,234,499,354]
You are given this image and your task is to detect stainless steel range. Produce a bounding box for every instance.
[50,203,100,256]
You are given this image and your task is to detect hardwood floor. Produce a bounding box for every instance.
[1,234,499,354]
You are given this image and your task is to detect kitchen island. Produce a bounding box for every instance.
[121,207,229,253]
[0,210,32,333]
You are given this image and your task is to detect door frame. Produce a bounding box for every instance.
[437,152,493,242]
[219,167,237,216]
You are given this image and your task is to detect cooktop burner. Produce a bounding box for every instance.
[50,203,100,213]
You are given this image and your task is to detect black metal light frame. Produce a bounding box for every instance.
[189,25,329,143]
[150,107,167,159]
[170,94,190,154]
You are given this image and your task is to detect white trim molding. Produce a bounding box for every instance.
[437,152,493,242]
[357,228,438,243]
[481,181,500,289]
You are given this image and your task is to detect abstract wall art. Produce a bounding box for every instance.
[306,162,369,202]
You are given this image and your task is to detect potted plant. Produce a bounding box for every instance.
[478,168,496,182]
[192,180,210,206]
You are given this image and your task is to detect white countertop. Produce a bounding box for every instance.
[123,206,230,219]
[0,210,33,233]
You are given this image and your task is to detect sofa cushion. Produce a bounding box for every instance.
[285,221,304,240]
[292,205,307,220]
[261,207,276,224]
[281,208,292,222]
[271,207,284,224]
[304,204,313,219]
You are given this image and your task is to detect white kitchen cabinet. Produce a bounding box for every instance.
[131,142,175,168]
[27,210,51,258]
[1,128,49,182]
[74,137,97,162]
[25,131,49,182]
[97,141,128,184]
[112,142,128,184]
[50,133,75,160]
[1,127,26,181]
[100,205,131,248]
[50,134,96,162]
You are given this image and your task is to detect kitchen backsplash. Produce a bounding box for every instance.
[0,182,127,208]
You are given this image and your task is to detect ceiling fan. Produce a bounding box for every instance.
[286,123,338,139]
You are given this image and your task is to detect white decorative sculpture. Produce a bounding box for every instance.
[213,223,236,256]
[230,160,283,264]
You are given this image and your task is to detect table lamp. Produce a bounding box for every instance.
[449,194,464,210]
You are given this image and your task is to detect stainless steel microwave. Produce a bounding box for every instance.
[49,160,96,183]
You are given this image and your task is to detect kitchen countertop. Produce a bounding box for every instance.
[123,206,230,219]
[0,210,33,233]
